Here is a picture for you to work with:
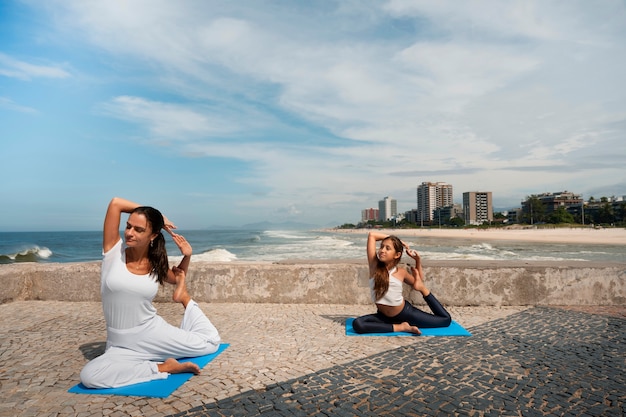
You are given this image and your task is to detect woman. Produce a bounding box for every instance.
[352,231,451,334]
[80,197,221,389]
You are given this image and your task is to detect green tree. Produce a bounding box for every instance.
[493,212,506,220]
[597,202,614,224]
[617,203,626,224]
[448,217,465,227]
[522,196,545,224]
[548,206,575,224]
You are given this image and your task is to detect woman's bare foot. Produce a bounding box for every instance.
[172,267,191,308]
[158,358,200,374]
[394,322,421,335]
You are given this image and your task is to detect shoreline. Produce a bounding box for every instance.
[325,226,626,245]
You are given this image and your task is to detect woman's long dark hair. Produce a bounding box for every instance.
[372,235,403,301]
[132,206,169,285]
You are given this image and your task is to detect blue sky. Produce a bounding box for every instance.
[1,1,625,231]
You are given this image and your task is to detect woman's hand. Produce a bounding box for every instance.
[170,232,192,257]
[162,215,177,233]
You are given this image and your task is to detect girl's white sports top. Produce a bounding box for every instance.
[369,266,404,306]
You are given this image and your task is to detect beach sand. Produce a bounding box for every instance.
[328,226,626,245]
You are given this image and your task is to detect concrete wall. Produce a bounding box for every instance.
[1,260,625,306]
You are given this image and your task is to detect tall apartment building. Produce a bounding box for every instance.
[416,182,453,223]
[361,208,379,223]
[463,191,493,225]
[378,196,397,221]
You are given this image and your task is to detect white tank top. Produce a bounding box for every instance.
[369,266,404,306]
[100,239,158,330]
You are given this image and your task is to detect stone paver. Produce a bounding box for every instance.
[0,301,623,416]
[176,307,625,417]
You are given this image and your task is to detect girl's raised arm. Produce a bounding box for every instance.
[367,231,389,269]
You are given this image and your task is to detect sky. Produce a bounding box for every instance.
[1,0,625,231]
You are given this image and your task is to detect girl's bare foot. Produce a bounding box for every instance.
[172,267,191,308]
[158,358,200,374]
[394,322,421,335]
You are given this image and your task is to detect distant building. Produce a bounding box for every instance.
[393,212,405,223]
[463,191,493,225]
[361,208,379,223]
[536,191,583,213]
[506,208,522,224]
[522,191,583,222]
[378,196,397,221]
[433,205,458,225]
[404,209,419,224]
[417,182,453,223]
[583,195,626,224]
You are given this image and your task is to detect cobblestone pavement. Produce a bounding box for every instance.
[0,301,623,417]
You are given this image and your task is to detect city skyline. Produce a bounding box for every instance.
[361,185,623,225]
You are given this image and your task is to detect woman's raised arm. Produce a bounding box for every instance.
[103,197,142,253]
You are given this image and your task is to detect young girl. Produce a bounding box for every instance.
[79,197,221,388]
[352,231,451,334]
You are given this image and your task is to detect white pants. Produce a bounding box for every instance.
[80,300,220,388]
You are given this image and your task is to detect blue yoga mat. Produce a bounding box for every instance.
[345,318,471,337]
[69,343,229,398]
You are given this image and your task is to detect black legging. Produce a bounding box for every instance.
[352,293,451,334]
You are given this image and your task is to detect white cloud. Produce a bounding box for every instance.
[17,0,626,222]
[396,42,539,110]
[100,96,234,139]
[0,52,70,80]
[0,97,38,114]
[384,0,626,45]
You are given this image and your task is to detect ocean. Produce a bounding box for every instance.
[1,229,624,265]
